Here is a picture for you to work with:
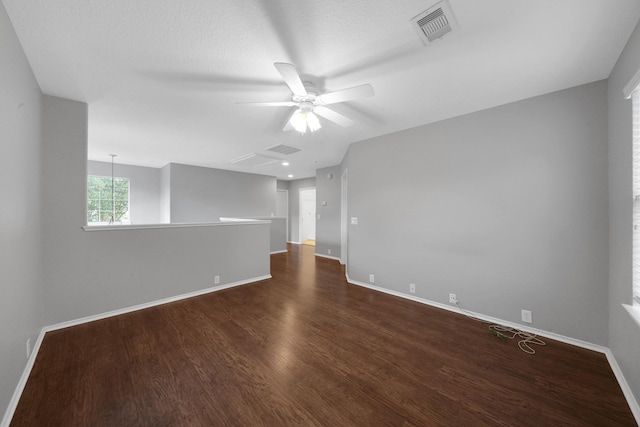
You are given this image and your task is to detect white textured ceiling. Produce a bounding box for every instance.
[4,0,640,179]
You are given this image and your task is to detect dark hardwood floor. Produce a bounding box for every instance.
[11,244,636,426]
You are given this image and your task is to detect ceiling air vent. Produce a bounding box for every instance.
[410,0,459,45]
[227,153,279,168]
[266,144,301,155]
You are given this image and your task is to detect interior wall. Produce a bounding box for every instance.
[607,18,640,404]
[0,3,44,421]
[315,166,342,258]
[87,160,162,224]
[168,163,276,223]
[41,96,271,326]
[160,164,170,223]
[344,80,609,345]
[287,177,316,243]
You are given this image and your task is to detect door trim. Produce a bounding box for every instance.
[299,187,316,244]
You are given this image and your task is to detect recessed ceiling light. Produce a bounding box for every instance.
[282,161,289,166]
[288,174,293,178]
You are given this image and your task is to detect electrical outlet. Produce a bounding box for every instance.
[521,310,532,324]
[449,293,457,304]
[26,338,31,359]
[351,217,358,225]
[214,275,220,285]
[369,274,375,283]
[409,283,416,293]
[328,249,331,255]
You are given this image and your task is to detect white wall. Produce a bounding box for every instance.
[343,80,609,345]
[168,163,276,223]
[0,3,44,420]
[315,166,341,258]
[87,160,162,224]
[608,18,640,404]
[42,95,271,326]
[287,177,316,243]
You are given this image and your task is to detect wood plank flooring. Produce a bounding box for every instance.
[11,244,636,426]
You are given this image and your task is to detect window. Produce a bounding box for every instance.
[87,175,130,224]
[633,89,640,306]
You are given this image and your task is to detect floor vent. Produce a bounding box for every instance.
[410,0,459,45]
[266,144,301,155]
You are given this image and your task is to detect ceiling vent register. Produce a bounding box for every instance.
[227,153,279,167]
[266,144,301,155]
[410,0,459,45]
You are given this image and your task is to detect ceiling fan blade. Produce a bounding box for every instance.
[314,106,354,127]
[236,101,297,107]
[317,84,374,105]
[274,62,308,97]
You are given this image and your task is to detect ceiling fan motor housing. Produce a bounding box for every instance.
[292,82,319,104]
[298,101,315,113]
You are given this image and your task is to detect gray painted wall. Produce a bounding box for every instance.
[315,166,342,258]
[343,81,609,345]
[608,19,640,404]
[42,95,271,326]
[276,180,290,190]
[223,217,287,253]
[160,164,170,223]
[0,4,44,421]
[87,160,162,224]
[287,177,316,243]
[168,163,276,223]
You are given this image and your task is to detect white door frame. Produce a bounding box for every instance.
[341,169,348,265]
[299,187,316,243]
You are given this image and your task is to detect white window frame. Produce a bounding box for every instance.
[633,89,640,307]
[87,175,131,225]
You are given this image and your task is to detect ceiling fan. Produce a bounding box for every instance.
[239,62,374,133]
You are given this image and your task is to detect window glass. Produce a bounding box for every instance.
[87,175,130,224]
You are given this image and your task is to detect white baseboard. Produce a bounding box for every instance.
[288,241,301,245]
[345,274,639,424]
[270,250,288,254]
[0,274,271,427]
[315,253,341,262]
[45,275,271,333]
[605,349,640,423]
[346,276,605,351]
[1,328,45,427]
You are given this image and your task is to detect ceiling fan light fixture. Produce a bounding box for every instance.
[290,109,308,133]
[289,108,322,134]
[306,111,321,132]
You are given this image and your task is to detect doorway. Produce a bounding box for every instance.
[299,188,316,246]
[341,170,348,265]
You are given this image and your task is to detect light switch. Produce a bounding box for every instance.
[322,201,327,206]
[351,217,358,225]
